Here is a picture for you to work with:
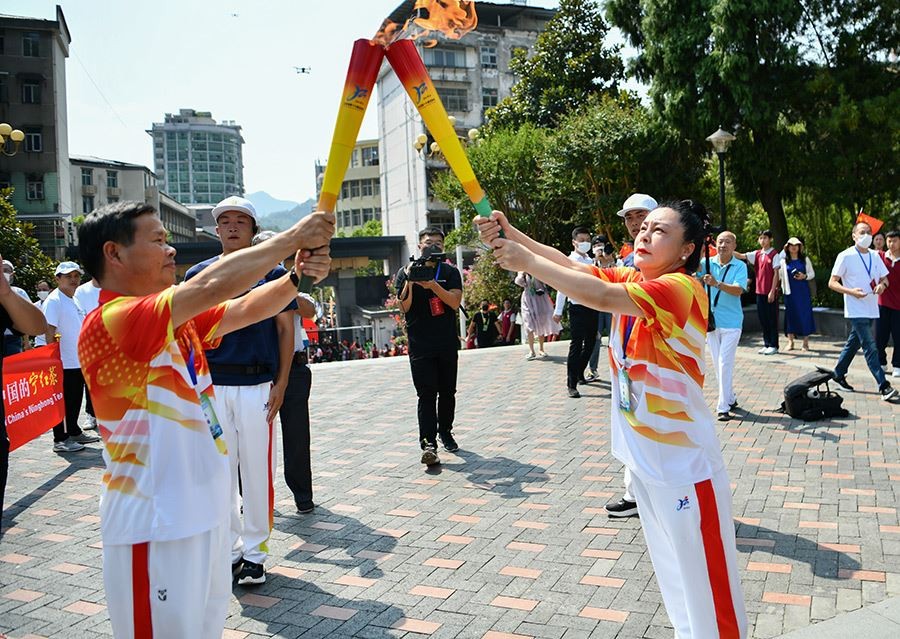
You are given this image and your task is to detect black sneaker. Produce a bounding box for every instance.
[567,387,581,398]
[296,502,315,514]
[236,560,265,586]
[730,400,739,411]
[833,376,855,392]
[440,433,459,452]
[881,384,899,401]
[232,558,244,578]
[605,498,638,518]
[421,443,440,466]
[717,411,732,422]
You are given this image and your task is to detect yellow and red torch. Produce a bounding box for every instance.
[384,39,493,219]
[299,39,385,292]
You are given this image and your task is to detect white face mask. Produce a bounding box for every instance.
[576,241,592,254]
[37,290,50,301]
[856,233,873,249]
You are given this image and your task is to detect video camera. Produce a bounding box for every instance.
[407,251,447,282]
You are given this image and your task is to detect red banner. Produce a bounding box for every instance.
[3,343,65,451]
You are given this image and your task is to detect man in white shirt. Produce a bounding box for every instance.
[554,226,598,398]
[74,278,103,430]
[42,262,101,452]
[32,281,51,347]
[820,222,897,401]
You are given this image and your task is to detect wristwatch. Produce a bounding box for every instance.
[289,266,301,290]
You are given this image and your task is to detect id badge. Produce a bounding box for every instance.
[199,392,228,455]
[429,295,445,317]
[617,368,632,412]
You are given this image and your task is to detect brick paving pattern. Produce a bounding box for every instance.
[1,335,898,638]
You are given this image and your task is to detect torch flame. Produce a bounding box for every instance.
[373,1,478,48]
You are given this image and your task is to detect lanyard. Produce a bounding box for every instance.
[187,346,198,386]
[856,249,873,278]
[622,316,636,359]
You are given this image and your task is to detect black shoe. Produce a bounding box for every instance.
[567,387,581,398]
[881,384,899,401]
[833,376,855,392]
[296,502,315,514]
[440,433,459,452]
[605,498,638,518]
[236,560,265,586]
[717,411,732,422]
[577,377,590,385]
[232,557,244,578]
[729,400,739,411]
[421,443,440,466]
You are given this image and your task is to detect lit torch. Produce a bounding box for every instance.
[298,39,385,292]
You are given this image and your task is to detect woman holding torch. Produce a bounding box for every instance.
[475,201,747,639]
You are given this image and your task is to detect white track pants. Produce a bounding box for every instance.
[624,467,635,502]
[630,468,747,639]
[103,523,229,639]
[212,383,276,565]
[707,328,742,414]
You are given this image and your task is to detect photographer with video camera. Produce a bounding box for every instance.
[395,228,463,466]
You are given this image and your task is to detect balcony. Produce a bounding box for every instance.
[81,185,97,195]
[107,187,121,197]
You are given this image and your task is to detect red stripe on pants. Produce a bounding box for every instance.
[696,479,739,638]
[132,542,153,639]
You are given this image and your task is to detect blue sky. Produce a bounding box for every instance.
[6,1,590,203]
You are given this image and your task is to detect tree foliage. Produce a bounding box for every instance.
[0,189,56,295]
[486,0,624,130]
[462,250,520,314]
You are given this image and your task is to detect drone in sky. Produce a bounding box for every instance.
[294,66,312,75]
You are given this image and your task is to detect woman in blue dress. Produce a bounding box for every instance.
[781,237,816,350]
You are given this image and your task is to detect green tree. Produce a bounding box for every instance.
[606,0,899,245]
[486,0,624,130]
[462,250,520,315]
[0,188,56,295]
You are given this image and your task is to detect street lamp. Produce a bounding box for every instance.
[706,126,736,230]
[0,123,26,157]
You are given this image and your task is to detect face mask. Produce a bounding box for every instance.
[856,234,873,249]
[576,241,591,254]
[37,290,49,301]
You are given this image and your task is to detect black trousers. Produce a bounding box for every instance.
[1,417,8,526]
[567,304,599,389]
[756,294,780,349]
[876,305,900,368]
[409,350,458,446]
[278,361,313,508]
[53,368,85,443]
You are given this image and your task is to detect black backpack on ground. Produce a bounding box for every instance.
[779,370,849,421]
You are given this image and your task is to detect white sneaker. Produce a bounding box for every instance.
[526,353,536,361]
[757,347,768,354]
[764,347,778,355]
[53,440,85,453]
[83,415,98,430]
[893,369,900,378]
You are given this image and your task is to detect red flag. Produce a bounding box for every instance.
[856,212,884,235]
[3,343,65,451]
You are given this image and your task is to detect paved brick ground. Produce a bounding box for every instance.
[1,334,898,638]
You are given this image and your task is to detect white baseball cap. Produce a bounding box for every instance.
[212,196,258,223]
[55,261,84,276]
[616,193,658,218]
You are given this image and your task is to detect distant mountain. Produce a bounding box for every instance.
[257,198,316,232]
[246,191,304,217]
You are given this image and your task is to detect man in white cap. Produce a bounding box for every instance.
[2,259,34,355]
[184,196,296,586]
[42,262,100,452]
[604,193,657,518]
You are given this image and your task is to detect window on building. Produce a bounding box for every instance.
[107,170,118,188]
[81,168,93,186]
[26,176,44,200]
[341,183,350,199]
[361,179,373,197]
[482,88,499,110]
[352,209,363,226]
[21,81,41,104]
[0,73,8,103]
[24,128,42,152]
[374,207,382,221]
[425,48,465,68]
[373,179,380,196]
[22,32,40,57]
[82,196,95,213]
[363,208,374,223]
[339,210,351,228]
[481,46,497,69]
[350,149,360,168]
[349,180,360,198]
[361,146,379,166]
[437,87,469,112]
